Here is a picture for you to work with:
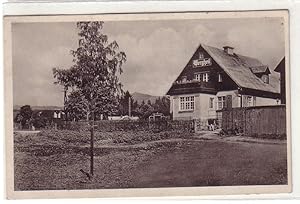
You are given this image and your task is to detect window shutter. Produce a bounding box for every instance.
[253,96,256,106]
[218,74,222,82]
[226,95,232,109]
[242,95,248,107]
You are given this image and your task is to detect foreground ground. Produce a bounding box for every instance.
[14,130,287,190]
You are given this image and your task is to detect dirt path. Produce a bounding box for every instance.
[14,130,41,135]
[82,132,286,150]
[192,132,286,145]
[82,138,204,149]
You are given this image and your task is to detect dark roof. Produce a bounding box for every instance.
[274,57,285,72]
[201,44,279,94]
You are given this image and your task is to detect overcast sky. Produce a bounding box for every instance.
[12,17,285,106]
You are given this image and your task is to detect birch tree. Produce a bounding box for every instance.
[53,21,126,177]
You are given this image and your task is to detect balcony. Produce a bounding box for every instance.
[173,79,200,85]
[168,80,217,95]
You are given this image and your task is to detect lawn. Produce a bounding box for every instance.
[14,130,287,190]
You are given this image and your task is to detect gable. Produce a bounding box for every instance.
[167,45,238,95]
[167,44,280,98]
[175,45,214,82]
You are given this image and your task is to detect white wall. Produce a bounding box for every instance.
[172,94,200,120]
[171,90,280,120]
[216,90,241,108]
[172,93,215,120]
[217,91,280,108]
[198,93,216,119]
[255,96,280,106]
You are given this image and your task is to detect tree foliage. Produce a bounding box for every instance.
[14,105,33,129]
[31,111,48,129]
[64,90,88,121]
[53,22,126,121]
[117,94,170,120]
[118,91,132,116]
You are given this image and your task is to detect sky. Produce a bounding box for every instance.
[12,17,285,106]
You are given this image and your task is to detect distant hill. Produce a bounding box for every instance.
[13,105,63,111]
[13,92,165,110]
[131,92,161,104]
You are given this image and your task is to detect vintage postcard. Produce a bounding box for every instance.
[4,10,291,199]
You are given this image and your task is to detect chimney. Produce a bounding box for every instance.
[223,46,234,55]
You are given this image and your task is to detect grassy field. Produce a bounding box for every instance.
[14,130,287,190]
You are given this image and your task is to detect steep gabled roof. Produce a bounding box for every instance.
[201,44,279,94]
[238,54,271,74]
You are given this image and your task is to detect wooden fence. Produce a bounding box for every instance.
[220,105,286,138]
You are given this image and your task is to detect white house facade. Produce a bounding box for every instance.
[167,44,281,121]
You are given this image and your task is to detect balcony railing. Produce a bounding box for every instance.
[173,79,201,85]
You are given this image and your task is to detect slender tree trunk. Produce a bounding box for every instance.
[63,86,67,121]
[86,112,89,121]
[90,111,95,177]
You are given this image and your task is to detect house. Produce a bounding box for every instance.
[13,105,65,129]
[274,57,286,104]
[166,44,281,121]
[30,106,65,121]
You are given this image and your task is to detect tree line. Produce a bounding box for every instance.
[117,91,170,120]
[14,105,53,129]
[65,90,170,121]
[14,91,170,129]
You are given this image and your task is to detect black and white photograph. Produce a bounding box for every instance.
[4,11,290,198]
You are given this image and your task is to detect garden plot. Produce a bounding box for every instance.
[14,129,287,190]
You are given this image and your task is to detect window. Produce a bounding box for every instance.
[180,97,185,110]
[181,76,187,82]
[218,74,222,82]
[243,96,255,107]
[217,96,226,110]
[194,72,209,82]
[245,96,256,107]
[247,96,252,107]
[199,52,204,59]
[179,96,195,111]
[195,73,200,81]
[209,98,214,109]
[261,74,269,84]
[203,73,209,82]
